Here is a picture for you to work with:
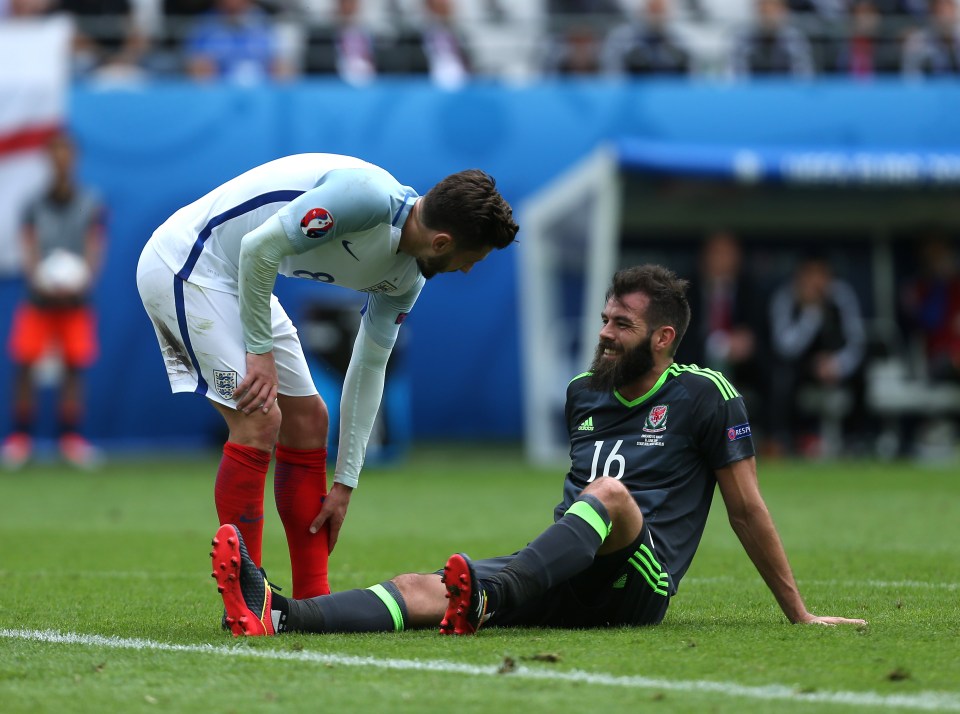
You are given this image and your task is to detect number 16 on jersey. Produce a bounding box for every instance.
[589,440,625,481]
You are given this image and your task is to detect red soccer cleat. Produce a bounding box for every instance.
[210,524,275,636]
[439,553,489,636]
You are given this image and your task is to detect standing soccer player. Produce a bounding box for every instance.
[2,131,106,470]
[210,264,865,636]
[137,154,517,600]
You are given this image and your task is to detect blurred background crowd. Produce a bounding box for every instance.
[3,0,960,85]
[668,228,960,461]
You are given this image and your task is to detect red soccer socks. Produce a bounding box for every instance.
[214,442,271,567]
[274,444,330,598]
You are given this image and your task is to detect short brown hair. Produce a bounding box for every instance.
[607,265,691,354]
[420,169,518,252]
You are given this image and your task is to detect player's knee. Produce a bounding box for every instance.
[390,572,422,591]
[583,477,633,511]
[277,395,329,444]
[243,406,283,448]
[390,572,444,604]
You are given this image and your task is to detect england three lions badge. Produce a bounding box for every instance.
[213,370,238,400]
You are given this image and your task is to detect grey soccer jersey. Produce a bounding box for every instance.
[24,188,105,259]
[557,363,756,594]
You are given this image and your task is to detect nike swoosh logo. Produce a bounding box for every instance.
[342,240,360,261]
[238,515,264,524]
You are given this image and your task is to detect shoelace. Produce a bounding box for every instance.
[259,568,283,594]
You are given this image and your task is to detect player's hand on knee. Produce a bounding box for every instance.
[235,351,279,414]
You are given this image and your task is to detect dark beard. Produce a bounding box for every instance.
[587,333,655,393]
[416,255,449,280]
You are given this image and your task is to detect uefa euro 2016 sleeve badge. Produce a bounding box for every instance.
[300,208,335,238]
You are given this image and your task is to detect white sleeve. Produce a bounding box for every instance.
[769,286,822,359]
[334,281,423,488]
[830,281,866,379]
[334,321,391,489]
[238,214,297,354]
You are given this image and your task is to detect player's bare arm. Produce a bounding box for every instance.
[716,457,866,626]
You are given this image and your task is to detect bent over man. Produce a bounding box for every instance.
[137,153,517,600]
[211,264,864,635]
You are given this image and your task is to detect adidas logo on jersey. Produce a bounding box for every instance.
[578,417,594,431]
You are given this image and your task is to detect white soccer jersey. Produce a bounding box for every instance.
[150,153,423,302]
[143,153,427,488]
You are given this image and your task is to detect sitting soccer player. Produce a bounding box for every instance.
[211,264,866,636]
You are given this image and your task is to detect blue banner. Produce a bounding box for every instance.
[3,78,960,447]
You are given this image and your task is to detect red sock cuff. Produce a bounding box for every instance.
[223,441,272,469]
[275,444,328,468]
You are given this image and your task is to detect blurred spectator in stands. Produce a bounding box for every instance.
[768,253,868,457]
[157,0,214,74]
[732,0,815,77]
[694,0,756,27]
[827,0,903,76]
[785,0,845,72]
[786,0,844,19]
[681,231,769,439]
[1,132,106,470]
[546,25,604,74]
[889,0,932,16]
[601,0,692,75]
[304,0,378,83]
[376,24,430,76]
[789,0,927,16]
[419,0,472,87]
[901,233,960,382]
[4,0,53,16]
[901,0,960,76]
[59,0,149,79]
[545,0,621,76]
[547,0,623,19]
[372,0,470,83]
[185,0,292,82]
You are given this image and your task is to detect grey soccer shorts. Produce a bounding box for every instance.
[466,521,671,629]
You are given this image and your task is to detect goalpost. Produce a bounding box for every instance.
[519,145,621,465]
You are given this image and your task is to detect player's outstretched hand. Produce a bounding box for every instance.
[309,481,353,553]
[234,352,279,415]
[797,614,867,627]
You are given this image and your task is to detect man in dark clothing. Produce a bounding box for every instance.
[768,255,868,456]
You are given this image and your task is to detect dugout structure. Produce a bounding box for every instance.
[520,140,960,465]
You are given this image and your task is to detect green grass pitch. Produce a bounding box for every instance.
[1,447,959,713]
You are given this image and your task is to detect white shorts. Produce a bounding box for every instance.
[136,243,318,408]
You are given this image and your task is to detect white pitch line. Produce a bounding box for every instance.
[5,570,959,591]
[685,577,960,591]
[3,629,959,712]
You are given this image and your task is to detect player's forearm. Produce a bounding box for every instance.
[334,323,391,489]
[729,508,809,623]
[238,215,291,353]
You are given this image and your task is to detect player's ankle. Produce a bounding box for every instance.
[271,592,290,633]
